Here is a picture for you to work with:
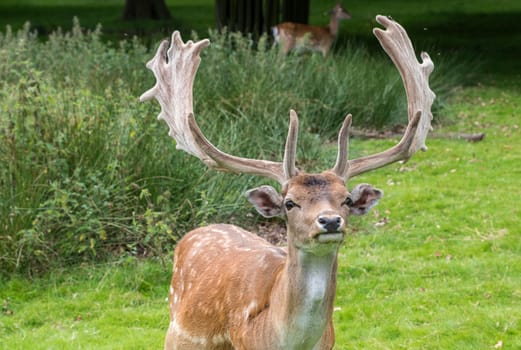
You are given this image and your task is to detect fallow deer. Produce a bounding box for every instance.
[140,15,435,350]
[272,3,351,56]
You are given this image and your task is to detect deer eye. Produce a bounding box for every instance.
[343,197,353,207]
[284,200,298,211]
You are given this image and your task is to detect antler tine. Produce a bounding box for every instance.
[334,15,436,180]
[283,110,299,179]
[331,114,352,179]
[140,31,294,185]
[185,113,289,183]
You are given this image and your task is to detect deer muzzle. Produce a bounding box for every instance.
[313,214,345,243]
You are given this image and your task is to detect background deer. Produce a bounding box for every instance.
[272,3,351,56]
[140,15,435,350]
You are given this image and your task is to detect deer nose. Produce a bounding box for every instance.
[317,215,343,233]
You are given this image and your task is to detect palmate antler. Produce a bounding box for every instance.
[140,16,435,184]
[140,32,297,184]
[332,15,436,180]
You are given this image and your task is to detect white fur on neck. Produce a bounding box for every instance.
[281,248,338,349]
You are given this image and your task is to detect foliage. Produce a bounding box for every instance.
[0,21,199,274]
[0,19,464,275]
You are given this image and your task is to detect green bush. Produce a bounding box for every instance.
[0,20,466,275]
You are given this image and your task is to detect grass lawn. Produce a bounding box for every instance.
[1,0,520,349]
[334,83,521,348]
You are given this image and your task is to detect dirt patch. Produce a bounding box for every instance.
[255,221,287,246]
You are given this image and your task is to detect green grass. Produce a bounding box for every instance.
[333,85,521,348]
[1,258,168,349]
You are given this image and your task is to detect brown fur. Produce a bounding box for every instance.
[273,4,351,56]
[164,171,381,349]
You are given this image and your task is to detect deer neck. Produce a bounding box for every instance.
[270,236,339,348]
[328,15,341,37]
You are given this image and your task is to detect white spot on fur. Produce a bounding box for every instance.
[191,240,205,254]
[243,300,258,321]
[169,318,208,345]
[212,332,231,345]
[211,228,232,235]
[272,26,280,42]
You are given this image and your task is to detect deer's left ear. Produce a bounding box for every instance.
[245,185,284,218]
[348,183,383,216]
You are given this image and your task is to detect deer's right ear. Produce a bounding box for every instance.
[245,186,284,218]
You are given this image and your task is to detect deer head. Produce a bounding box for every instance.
[329,3,351,21]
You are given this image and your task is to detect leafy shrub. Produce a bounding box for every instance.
[0,20,466,275]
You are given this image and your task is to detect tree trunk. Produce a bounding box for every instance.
[282,0,309,24]
[123,0,171,20]
[215,0,309,37]
[264,0,279,33]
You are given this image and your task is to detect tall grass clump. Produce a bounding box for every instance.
[0,20,203,275]
[0,20,466,275]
